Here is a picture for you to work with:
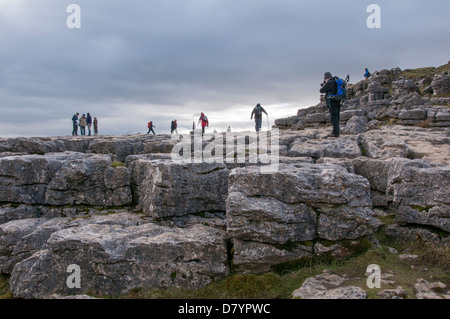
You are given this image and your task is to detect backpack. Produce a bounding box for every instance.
[255,106,262,117]
[328,76,347,103]
[202,114,208,122]
[148,121,152,128]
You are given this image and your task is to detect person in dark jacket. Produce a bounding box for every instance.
[72,113,79,136]
[171,120,178,134]
[251,103,268,132]
[320,72,340,138]
[86,113,92,136]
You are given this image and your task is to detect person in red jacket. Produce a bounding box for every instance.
[147,121,155,135]
[198,112,209,135]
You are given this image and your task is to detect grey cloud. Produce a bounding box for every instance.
[0,0,449,136]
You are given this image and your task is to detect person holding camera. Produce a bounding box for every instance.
[320,72,340,138]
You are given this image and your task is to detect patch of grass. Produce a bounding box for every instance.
[0,274,13,299]
[388,118,398,125]
[411,205,433,213]
[415,119,433,128]
[434,92,450,98]
[399,64,449,81]
[111,161,125,168]
[400,67,437,80]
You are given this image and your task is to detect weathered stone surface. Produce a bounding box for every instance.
[305,113,327,124]
[0,152,132,207]
[342,116,368,134]
[291,270,367,299]
[128,158,229,218]
[431,73,450,96]
[377,286,407,299]
[386,159,450,232]
[9,216,229,299]
[353,157,392,207]
[0,211,149,274]
[0,204,41,225]
[392,78,420,96]
[231,239,313,274]
[288,135,361,159]
[385,224,448,248]
[226,163,378,273]
[415,278,449,299]
[340,109,366,121]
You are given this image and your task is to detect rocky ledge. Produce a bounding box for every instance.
[0,65,449,299]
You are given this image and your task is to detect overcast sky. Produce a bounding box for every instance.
[0,0,449,137]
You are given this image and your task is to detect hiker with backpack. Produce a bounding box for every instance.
[171,120,178,134]
[198,113,209,135]
[251,103,268,132]
[147,121,155,135]
[320,72,347,138]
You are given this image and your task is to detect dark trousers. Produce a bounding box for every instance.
[328,100,341,136]
[255,117,262,131]
[147,128,155,134]
[72,123,78,135]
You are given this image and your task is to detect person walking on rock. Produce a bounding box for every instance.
[251,103,268,132]
[72,112,79,136]
[320,72,340,138]
[171,119,178,134]
[198,112,209,135]
[147,121,156,134]
[79,114,87,135]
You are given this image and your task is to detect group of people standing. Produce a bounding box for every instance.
[72,112,98,136]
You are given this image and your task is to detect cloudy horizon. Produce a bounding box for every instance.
[1,0,449,137]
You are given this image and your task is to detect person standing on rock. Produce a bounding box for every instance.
[93,117,98,135]
[79,114,87,136]
[86,113,92,136]
[320,72,340,138]
[72,112,79,136]
[364,68,371,80]
[251,103,268,132]
[198,112,209,136]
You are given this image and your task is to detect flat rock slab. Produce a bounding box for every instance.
[8,213,229,299]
